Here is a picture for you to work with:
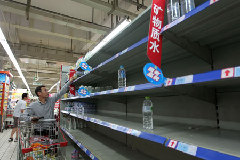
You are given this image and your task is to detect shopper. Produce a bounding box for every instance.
[29,77,75,120]
[9,93,28,142]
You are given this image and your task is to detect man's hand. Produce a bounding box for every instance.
[31,117,39,123]
[31,117,44,123]
[69,76,76,83]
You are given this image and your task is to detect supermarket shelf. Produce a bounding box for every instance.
[63,66,240,103]
[61,127,155,160]
[62,110,166,144]
[162,0,240,49]
[74,36,190,86]
[61,111,240,160]
[74,0,240,85]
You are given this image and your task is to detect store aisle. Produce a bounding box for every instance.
[0,129,18,160]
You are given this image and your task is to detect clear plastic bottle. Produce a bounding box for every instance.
[72,118,76,130]
[167,0,181,23]
[180,0,195,15]
[118,65,126,88]
[142,97,153,130]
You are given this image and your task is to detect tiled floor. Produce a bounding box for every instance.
[0,129,18,160]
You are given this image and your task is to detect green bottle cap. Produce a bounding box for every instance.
[145,96,150,100]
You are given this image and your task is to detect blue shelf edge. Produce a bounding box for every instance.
[61,111,240,160]
[74,0,219,83]
[63,66,240,100]
[61,127,99,160]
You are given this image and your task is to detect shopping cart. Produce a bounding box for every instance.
[18,116,68,160]
[5,108,14,129]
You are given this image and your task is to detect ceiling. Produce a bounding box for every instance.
[0,0,151,95]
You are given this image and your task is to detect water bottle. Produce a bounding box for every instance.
[118,65,126,88]
[72,118,76,130]
[142,97,153,129]
[180,0,195,15]
[167,0,181,23]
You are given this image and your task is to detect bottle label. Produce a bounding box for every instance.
[143,106,152,112]
[121,70,126,78]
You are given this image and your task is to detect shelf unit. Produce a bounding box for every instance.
[61,127,157,160]
[60,0,240,159]
[0,71,11,132]
[61,111,240,160]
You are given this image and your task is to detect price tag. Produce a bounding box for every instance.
[121,48,129,55]
[234,67,240,77]
[175,75,193,85]
[165,78,173,86]
[127,129,132,134]
[110,123,118,130]
[125,86,135,92]
[176,142,197,156]
[130,129,141,137]
[111,89,119,93]
[221,68,234,79]
[90,154,95,159]
[168,140,178,149]
[101,91,107,95]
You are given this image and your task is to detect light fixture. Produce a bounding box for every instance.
[48,81,60,92]
[84,19,131,61]
[0,28,33,97]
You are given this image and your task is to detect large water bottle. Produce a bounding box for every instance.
[180,0,195,15]
[167,0,181,23]
[118,65,126,88]
[142,97,153,130]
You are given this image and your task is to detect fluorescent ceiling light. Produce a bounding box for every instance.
[48,81,60,92]
[0,28,33,97]
[85,19,131,61]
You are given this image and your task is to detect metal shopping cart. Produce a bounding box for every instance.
[18,115,68,160]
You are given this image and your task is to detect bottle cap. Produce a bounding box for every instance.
[120,65,124,69]
[145,96,150,100]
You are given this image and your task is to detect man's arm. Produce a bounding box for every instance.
[20,101,26,113]
[51,79,73,103]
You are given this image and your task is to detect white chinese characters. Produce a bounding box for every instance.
[152,15,162,29]
[147,67,161,81]
[151,27,160,41]
[149,41,159,53]
[153,4,163,15]
[80,89,87,95]
[82,63,88,69]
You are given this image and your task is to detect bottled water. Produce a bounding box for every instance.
[142,97,153,130]
[180,0,195,15]
[72,118,76,130]
[67,116,71,130]
[118,65,126,88]
[167,0,181,23]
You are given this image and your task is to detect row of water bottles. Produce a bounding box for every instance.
[65,102,96,115]
[62,115,86,131]
[167,0,195,23]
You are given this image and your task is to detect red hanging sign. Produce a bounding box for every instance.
[69,85,75,96]
[147,0,166,68]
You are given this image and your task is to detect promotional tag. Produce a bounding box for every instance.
[78,87,90,96]
[80,62,92,71]
[143,63,165,85]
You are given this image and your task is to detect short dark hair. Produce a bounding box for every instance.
[35,85,46,97]
[22,93,28,99]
